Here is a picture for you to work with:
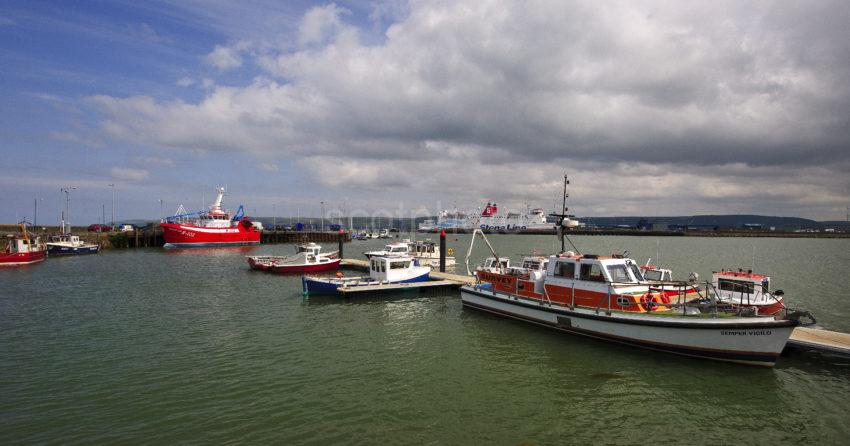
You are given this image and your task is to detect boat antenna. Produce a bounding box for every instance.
[550,174,581,254]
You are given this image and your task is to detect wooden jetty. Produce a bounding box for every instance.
[787,326,850,356]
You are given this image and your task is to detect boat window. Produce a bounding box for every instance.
[580,263,605,282]
[719,279,754,294]
[555,261,575,278]
[390,261,409,269]
[629,264,644,281]
[607,264,632,283]
[643,269,662,281]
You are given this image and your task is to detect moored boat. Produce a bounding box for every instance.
[302,254,430,295]
[460,177,812,367]
[364,239,456,267]
[46,234,99,255]
[1,224,47,266]
[712,269,785,315]
[160,187,260,248]
[247,243,340,273]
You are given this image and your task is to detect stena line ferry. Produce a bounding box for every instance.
[160,187,260,248]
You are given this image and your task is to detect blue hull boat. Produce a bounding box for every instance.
[302,271,430,295]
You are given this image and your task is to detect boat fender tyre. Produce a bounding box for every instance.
[641,294,655,312]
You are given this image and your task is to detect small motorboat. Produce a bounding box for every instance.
[46,234,99,255]
[302,254,430,295]
[1,224,47,266]
[711,269,785,315]
[247,243,339,273]
[364,239,456,267]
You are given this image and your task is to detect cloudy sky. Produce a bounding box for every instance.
[2,0,849,225]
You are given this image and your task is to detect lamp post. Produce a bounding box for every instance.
[60,186,76,234]
[320,201,325,231]
[273,204,276,229]
[108,184,115,231]
[102,203,105,229]
[159,199,164,221]
[34,196,42,229]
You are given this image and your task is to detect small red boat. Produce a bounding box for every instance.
[160,187,261,248]
[712,269,785,315]
[1,224,47,266]
[247,243,340,273]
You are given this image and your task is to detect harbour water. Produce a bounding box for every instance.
[2,235,849,444]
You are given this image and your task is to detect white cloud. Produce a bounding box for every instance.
[176,77,194,87]
[110,167,150,181]
[297,4,350,46]
[259,162,279,172]
[89,0,850,219]
[134,156,175,168]
[205,41,251,70]
[128,22,171,43]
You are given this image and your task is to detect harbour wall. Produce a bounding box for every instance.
[0,226,351,248]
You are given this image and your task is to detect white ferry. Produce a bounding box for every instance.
[418,202,574,231]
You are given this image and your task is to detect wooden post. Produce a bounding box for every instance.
[338,229,344,258]
[439,229,446,272]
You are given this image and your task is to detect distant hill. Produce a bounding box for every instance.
[579,215,831,231]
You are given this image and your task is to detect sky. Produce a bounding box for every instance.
[2,0,850,225]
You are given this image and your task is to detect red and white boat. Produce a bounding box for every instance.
[712,269,785,315]
[1,224,47,266]
[459,178,810,366]
[160,187,260,248]
[247,243,340,273]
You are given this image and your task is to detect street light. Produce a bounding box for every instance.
[108,184,115,230]
[60,186,76,233]
[159,199,164,221]
[320,201,325,231]
[33,196,43,229]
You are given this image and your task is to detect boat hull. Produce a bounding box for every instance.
[460,285,796,367]
[47,244,99,255]
[270,259,340,274]
[303,272,430,295]
[161,222,260,248]
[0,250,47,266]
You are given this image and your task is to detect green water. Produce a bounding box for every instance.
[2,235,849,444]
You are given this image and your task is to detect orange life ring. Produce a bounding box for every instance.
[641,294,656,312]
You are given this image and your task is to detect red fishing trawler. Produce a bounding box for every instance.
[160,187,261,248]
[1,224,47,266]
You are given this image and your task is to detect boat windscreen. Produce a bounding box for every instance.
[607,264,632,282]
[629,263,644,281]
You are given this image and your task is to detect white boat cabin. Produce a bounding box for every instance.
[369,255,429,282]
[478,257,511,273]
[641,266,673,282]
[712,269,775,304]
[507,256,549,277]
[48,234,85,246]
[295,243,329,263]
[544,253,649,293]
[5,234,42,254]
